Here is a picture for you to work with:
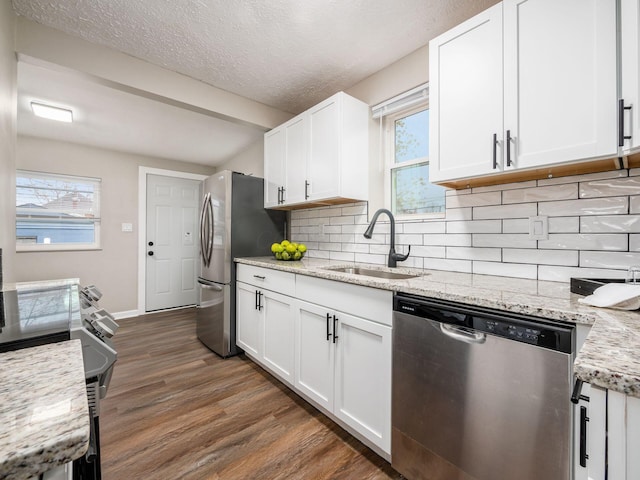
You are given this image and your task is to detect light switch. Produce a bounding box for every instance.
[528,216,548,240]
[121,223,133,232]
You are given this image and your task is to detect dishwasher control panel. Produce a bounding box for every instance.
[394,293,574,354]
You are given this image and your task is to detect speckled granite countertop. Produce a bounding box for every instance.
[0,340,89,480]
[236,257,640,398]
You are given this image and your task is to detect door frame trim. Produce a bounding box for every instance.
[138,167,209,314]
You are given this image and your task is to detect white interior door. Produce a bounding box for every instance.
[146,174,201,311]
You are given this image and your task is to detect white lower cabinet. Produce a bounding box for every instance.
[236,265,295,385]
[236,264,393,458]
[295,275,393,457]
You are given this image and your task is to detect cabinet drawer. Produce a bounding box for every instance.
[296,275,392,326]
[237,264,295,292]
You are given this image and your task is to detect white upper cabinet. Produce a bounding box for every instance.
[263,92,369,209]
[264,128,285,208]
[621,0,640,154]
[429,4,504,183]
[430,0,618,184]
[503,0,617,170]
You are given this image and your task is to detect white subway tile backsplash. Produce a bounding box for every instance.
[341,204,367,216]
[473,203,537,220]
[580,177,640,198]
[503,218,529,233]
[538,197,628,216]
[424,258,472,273]
[537,169,627,186]
[502,248,578,266]
[473,234,537,249]
[502,184,578,204]
[444,208,473,220]
[446,191,501,209]
[472,261,537,279]
[447,247,501,261]
[548,217,580,233]
[421,234,472,246]
[341,243,369,253]
[411,245,447,258]
[403,222,446,234]
[330,216,355,225]
[446,188,471,196]
[289,168,640,282]
[354,253,386,265]
[446,220,502,234]
[397,234,424,245]
[580,215,640,233]
[538,234,627,251]
[472,180,537,193]
[538,266,627,282]
[580,251,640,269]
[329,251,355,262]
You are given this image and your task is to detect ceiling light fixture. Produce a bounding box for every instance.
[30,102,73,123]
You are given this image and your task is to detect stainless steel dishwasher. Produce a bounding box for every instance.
[392,293,574,480]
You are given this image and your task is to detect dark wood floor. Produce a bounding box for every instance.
[100,308,403,479]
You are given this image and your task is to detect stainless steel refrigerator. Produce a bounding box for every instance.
[197,171,285,357]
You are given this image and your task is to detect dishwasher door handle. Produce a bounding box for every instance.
[439,323,486,344]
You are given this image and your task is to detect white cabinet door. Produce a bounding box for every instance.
[284,116,307,205]
[264,128,285,208]
[621,0,640,154]
[295,300,335,412]
[429,3,504,183]
[236,282,261,357]
[503,0,617,169]
[262,289,295,385]
[334,311,392,454]
[307,95,341,201]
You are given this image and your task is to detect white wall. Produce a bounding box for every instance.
[15,136,215,313]
[216,140,264,177]
[0,3,16,282]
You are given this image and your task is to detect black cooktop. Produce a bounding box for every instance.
[0,283,80,353]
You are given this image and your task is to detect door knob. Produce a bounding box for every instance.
[148,241,154,246]
[148,251,154,256]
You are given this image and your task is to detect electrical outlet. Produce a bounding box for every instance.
[528,216,548,240]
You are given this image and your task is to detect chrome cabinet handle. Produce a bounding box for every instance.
[506,130,513,167]
[305,180,310,200]
[492,133,498,169]
[253,275,266,280]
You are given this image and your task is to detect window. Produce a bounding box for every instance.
[386,106,445,217]
[16,170,101,251]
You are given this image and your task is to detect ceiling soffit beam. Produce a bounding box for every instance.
[14,17,293,131]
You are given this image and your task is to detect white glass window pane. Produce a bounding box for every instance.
[16,170,101,247]
[395,109,429,164]
[392,163,445,215]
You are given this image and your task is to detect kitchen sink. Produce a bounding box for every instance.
[324,266,422,280]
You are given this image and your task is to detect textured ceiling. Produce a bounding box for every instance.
[11,0,500,114]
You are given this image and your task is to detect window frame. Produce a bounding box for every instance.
[16,170,102,252]
[383,103,445,220]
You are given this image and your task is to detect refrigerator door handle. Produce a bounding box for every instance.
[199,193,209,266]
[202,193,214,268]
[197,277,223,291]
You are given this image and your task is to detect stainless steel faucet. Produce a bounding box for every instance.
[363,208,410,268]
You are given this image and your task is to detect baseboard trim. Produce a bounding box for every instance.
[112,309,139,320]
